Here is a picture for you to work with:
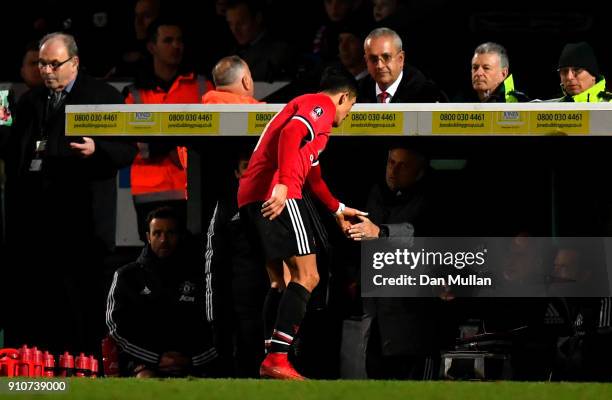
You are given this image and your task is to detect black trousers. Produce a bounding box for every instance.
[365,317,439,380]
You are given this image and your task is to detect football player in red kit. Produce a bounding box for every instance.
[238,67,365,380]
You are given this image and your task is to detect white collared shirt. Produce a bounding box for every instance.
[375,71,403,103]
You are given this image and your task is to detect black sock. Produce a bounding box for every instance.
[263,287,283,350]
[270,282,311,353]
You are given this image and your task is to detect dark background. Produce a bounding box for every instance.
[3,0,611,237]
[2,0,609,101]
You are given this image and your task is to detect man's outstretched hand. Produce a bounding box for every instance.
[347,215,380,241]
[335,206,368,234]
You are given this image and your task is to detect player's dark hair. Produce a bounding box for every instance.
[319,66,358,98]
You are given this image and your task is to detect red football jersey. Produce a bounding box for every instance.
[238,93,340,212]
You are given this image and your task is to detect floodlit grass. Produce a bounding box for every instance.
[1,378,611,400]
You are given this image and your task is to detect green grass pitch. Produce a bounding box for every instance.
[2,378,612,400]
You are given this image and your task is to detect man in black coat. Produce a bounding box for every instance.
[0,32,136,355]
[346,145,448,379]
[460,42,529,103]
[358,27,447,104]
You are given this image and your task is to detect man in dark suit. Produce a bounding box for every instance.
[0,32,136,355]
[346,145,449,380]
[358,27,446,103]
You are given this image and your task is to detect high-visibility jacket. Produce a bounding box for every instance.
[479,74,529,103]
[126,73,213,202]
[201,90,262,104]
[499,74,529,103]
[560,77,612,103]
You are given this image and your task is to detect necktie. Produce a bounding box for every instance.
[378,91,389,103]
[50,91,65,112]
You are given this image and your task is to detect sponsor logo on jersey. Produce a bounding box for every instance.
[179,280,196,302]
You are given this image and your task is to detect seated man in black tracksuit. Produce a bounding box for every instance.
[106,206,218,377]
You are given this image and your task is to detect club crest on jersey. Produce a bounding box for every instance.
[310,106,324,120]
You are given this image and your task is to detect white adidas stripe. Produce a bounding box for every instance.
[423,357,434,380]
[600,297,611,328]
[193,348,217,361]
[204,203,219,322]
[287,199,310,254]
[193,348,218,365]
[286,200,304,254]
[288,199,310,254]
[270,339,291,346]
[290,200,311,254]
[106,271,160,364]
[273,329,294,342]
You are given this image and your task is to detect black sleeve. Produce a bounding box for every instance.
[366,185,415,238]
[91,139,137,170]
[88,81,138,171]
[106,268,161,366]
[423,80,449,103]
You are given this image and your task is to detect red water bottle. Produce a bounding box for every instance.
[32,347,43,377]
[75,353,90,377]
[101,336,119,377]
[0,348,20,377]
[18,345,33,377]
[58,352,74,377]
[43,351,55,377]
[89,355,98,378]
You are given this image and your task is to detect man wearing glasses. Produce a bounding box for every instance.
[556,42,612,103]
[0,33,136,356]
[553,43,612,380]
[356,28,446,380]
[358,27,446,104]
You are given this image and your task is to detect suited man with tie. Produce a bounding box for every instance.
[0,32,136,355]
[357,27,447,104]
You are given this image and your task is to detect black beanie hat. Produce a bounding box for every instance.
[558,42,600,78]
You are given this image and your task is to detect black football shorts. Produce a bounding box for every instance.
[241,198,316,260]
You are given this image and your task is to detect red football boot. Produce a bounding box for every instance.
[259,353,306,380]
